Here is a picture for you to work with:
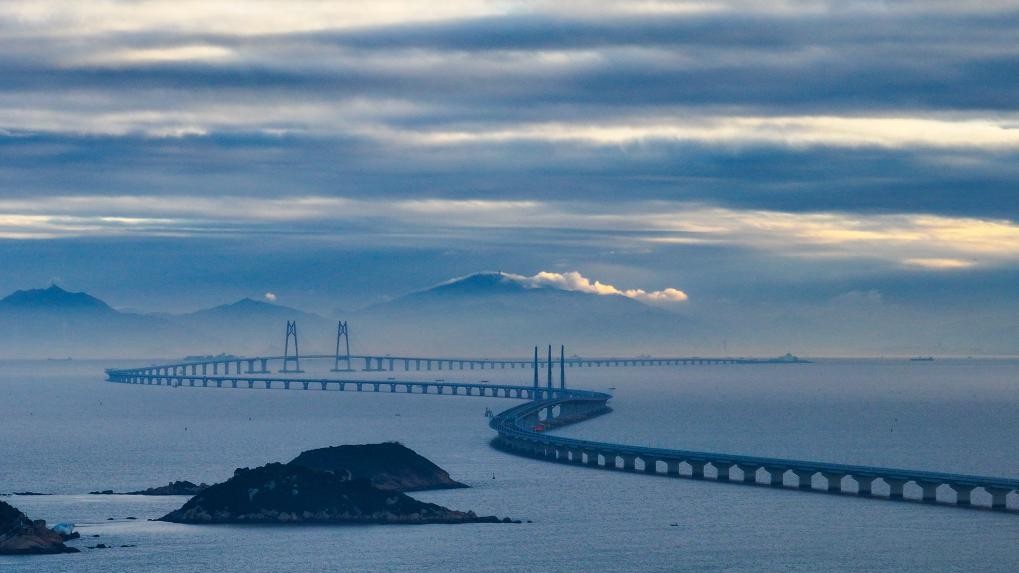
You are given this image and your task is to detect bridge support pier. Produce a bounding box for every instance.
[738,464,759,484]
[793,470,814,490]
[856,476,876,496]
[689,461,706,480]
[643,458,657,474]
[951,485,974,506]
[713,462,733,481]
[987,487,1010,510]
[765,467,786,487]
[822,472,845,493]
[885,478,908,500]
[918,481,940,503]
[666,460,680,477]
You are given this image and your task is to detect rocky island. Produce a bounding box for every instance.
[158,463,507,525]
[288,442,467,492]
[90,480,209,496]
[0,501,78,555]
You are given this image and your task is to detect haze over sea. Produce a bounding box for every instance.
[2,358,1016,572]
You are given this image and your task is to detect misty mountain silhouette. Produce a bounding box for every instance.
[0,287,326,359]
[0,285,195,358]
[353,272,707,355]
[0,276,712,358]
[0,284,113,313]
[178,298,332,352]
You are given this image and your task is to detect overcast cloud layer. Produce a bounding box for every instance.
[0,1,1016,355]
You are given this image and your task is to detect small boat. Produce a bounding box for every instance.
[608,386,617,391]
[909,356,935,362]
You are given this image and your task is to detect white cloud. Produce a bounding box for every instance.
[506,270,689,304]
[264,292,278,301]
[902,258,974,270]
[398,115,1019,151]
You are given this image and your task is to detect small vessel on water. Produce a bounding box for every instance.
[484,407,493,418]
[909,356,935,362]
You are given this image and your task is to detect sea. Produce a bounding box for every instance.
[1,358,1017,572]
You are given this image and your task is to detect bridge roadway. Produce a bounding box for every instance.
[137,353,803,378]
[106,358,1017,512]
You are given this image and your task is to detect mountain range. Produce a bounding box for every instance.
[0,274,710,359]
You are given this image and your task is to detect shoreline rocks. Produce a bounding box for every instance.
[0,501,78,555]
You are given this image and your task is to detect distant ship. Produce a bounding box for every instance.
[909,356,935,362]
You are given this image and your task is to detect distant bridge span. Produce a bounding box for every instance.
[127,352,806,377]
[106,355,1016,513]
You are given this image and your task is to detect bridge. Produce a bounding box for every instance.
[138,353,804,377]
[105,354,1017,513]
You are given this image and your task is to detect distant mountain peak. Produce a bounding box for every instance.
[225,297,275,308]
[0,284,113,312]
[187,296,324,322]
[432,272,531,293]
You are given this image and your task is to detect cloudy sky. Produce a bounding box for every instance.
[0,1,1016,353]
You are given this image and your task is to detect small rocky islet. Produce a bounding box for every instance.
[90,480,210,496]
[158,442,512,525]
[158,462,508,525]
[0,501,78,555]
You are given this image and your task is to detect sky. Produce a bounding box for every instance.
[0,1,1017,354]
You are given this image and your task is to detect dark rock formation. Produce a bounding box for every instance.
[0,501,78,555]
[158,463,504,525]
[90,480,209,496]
[128,481,209,496]
[288,442,467,492]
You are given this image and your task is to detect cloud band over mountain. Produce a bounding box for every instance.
[503,271,689,304]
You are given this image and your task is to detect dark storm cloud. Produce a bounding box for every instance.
[2,133,1017,219]
[0,9,1016,113]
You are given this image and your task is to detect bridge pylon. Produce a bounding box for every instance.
[546,345,553,394]
[532,346,539,400]
[560,344,566,390]
[330,320,353,372]
[280,320,304,373]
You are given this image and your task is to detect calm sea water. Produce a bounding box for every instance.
[1,358,1017,572]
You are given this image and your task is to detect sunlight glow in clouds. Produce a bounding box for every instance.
[1,1,502,35]
[402,116,1019,150]
[1,196,1017,270]
[902,258,974,270]
[509,271,689,304]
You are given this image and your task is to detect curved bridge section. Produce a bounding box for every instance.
[106,357,1016,512]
